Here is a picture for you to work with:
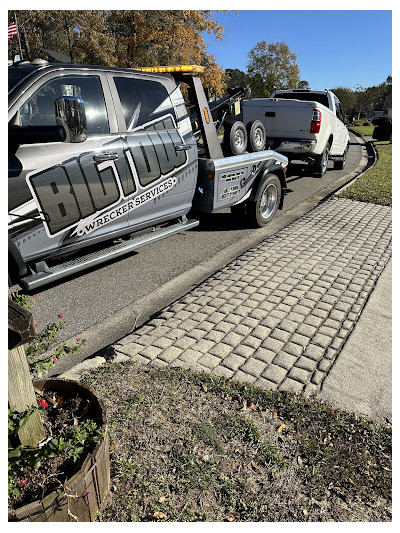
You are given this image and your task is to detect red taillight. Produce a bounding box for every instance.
[310,109,321,133]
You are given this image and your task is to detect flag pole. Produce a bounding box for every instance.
[14,12,23,60]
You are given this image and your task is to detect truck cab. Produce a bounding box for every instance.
[9,61,200,286]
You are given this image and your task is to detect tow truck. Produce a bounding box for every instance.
[8,62,288,289]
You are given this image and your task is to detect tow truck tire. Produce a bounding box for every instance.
[333,143,349,170]
[224,121,248,156]
[247,173,281,228]
[312,143,330,177]
[247,120,266,152]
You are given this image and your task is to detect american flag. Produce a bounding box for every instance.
[8,19,18,39]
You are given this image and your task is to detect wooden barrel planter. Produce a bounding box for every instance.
[8,379,110,522]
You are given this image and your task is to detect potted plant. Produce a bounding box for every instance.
[8,296,110,522]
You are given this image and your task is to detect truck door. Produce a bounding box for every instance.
[107,73,197,229]
[8,71,129,262]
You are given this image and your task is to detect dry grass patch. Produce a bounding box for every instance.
[82,361,391,522]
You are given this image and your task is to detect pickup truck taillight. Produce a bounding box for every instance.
[310,109,321,133]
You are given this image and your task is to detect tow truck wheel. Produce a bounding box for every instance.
[247,120,266,152]
[248,173,281,227]
[224,121,248,156]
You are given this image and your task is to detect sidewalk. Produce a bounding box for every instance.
[61,196,392,424]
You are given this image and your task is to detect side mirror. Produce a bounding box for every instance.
[9,125,66,145]
[55,96,87,143]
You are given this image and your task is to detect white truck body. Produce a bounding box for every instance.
[242,89,349,171]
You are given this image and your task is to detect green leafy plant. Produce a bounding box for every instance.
[25,315,86,378]
[8,403,103,500]
[11,292,86,378]
[11,290,33,311]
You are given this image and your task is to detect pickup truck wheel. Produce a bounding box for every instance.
[334,143,349,170]
[247,173,281,227]
[247,120,266,152]
[313,144,330,177]
[224,121,248,156]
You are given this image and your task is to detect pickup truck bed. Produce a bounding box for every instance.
[242,89,350,177]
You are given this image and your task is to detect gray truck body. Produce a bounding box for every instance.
[8,62,287,289]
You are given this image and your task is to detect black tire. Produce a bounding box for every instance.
[312,143,330,177]
[231,202,248,219]
[223,121,248,156]
[333,143,349,170]
[247,173,281,228]
[247,120,266,152]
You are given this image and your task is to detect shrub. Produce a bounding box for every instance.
[373,117,392,141]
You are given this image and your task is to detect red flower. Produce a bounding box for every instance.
[21,480,27,486]
[76,337,80,341]
[58,314,64,319]
[83,339,86,342]
[53,357,57,363]
[37,399,48,409]
[34,322,39,327]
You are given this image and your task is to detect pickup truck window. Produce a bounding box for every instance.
[114,77,177,131]
[334,97,344,122]
[19,75,109,135]
[274,92,329,109]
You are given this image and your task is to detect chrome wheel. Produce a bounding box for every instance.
[254,127,264,148]
[247,173,281,227]
[259,182,278,219]
[234,128,246,151]
[321,146,329,175]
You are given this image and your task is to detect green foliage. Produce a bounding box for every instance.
[373,117,392,141]
[10,292,85,377]
[225,68,249,88]
[247,40,300,97]
[331,87,356,116]
[25,316,85,378]
[8,406,103,500]
[8,405,36,439]
[11,291,33,311]
[9,10,228,96]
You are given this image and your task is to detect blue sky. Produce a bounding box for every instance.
[202,10,392,91]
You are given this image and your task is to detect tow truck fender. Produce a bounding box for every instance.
[249,163,287,210]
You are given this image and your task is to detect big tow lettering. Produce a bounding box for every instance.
[26,121,187,238]
[72,176,177,236]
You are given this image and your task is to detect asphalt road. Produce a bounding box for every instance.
[23,133,365,375]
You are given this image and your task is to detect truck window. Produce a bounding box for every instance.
[113,77,177,131]
[334,97,344,122]
[274,92,330,108]
[19,75,109,135]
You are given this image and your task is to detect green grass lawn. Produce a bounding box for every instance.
[339,139,392,206]
[349,125,374,137]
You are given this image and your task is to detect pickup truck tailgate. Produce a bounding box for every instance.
[243,98,317,138]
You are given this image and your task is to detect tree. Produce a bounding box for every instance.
[298,80,310,89]
[225,68,249,88]
[9,10,227,96]
[102,10,227,95]
[330,87,356,117]
[246,40,300,97]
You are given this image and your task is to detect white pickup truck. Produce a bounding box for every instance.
[242,89,350,177]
